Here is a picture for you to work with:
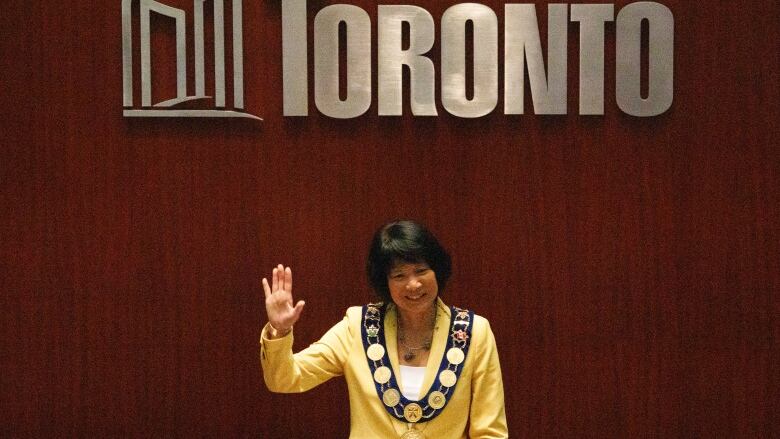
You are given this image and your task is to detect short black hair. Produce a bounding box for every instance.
[366,220,452,302]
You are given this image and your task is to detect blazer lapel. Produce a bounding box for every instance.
[384,304,402,389]
[420,297,451,395]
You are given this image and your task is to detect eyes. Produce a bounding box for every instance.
[389,266,430,280]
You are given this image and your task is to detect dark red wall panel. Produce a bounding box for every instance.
[1,0,777,437]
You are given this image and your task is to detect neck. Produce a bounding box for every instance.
[397,303,436,333]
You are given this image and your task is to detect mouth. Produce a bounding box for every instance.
[405,292,426,301]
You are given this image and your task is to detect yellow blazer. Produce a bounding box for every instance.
[260,298,508,438]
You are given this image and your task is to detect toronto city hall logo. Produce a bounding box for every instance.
[122,0,262,120]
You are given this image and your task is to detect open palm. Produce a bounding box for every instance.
[262,264,305,332]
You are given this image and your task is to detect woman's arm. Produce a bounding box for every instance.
[260,314,351,393]
[259,264,350,393]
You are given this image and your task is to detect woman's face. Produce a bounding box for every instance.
[387,261,438,314]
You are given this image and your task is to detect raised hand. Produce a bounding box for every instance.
[262,264,305,338]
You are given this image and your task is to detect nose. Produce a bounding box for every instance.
[406,277,422,290]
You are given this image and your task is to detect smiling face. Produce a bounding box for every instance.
[386,261,439,314]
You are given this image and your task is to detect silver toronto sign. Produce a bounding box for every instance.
[122,1,674,120]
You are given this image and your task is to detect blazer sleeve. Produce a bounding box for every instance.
[260,313,352,393]
[469,317,509,438]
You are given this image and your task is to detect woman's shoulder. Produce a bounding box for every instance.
[471,312,491,327]
[436,300,494,339]
[343,301,385,323]
[458,312,498,358]
[344,305,365,321]
[442,300,491,324]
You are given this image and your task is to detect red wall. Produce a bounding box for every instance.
[1,0,777,437]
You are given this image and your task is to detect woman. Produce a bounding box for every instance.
[261,221,508,438]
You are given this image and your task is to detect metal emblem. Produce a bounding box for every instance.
[452,329,469,342]
[382,388,401,407]
[367,343,386,361]
[403,403,423,423]
[400,428,426,439]
[446,347,465,365]
[439,370,457,387]
[427,391,446,409]
[374,366,392,384]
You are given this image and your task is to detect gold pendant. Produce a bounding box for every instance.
[373,366,392,384]
[446,347,465,365]
[400,427,426,439]
[382,389,401,407]
[403,403,423,423]
[367,343,386,361]
[427,391,446,409]
[438,369,457,387]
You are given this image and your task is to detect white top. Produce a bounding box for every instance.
[399,365,426,401]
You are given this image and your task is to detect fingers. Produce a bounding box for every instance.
[284,267,292,293]
[262,277,271,299]
[269,264,293,294]
[292,300,305,321]
[277,264,285,292]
